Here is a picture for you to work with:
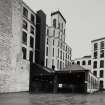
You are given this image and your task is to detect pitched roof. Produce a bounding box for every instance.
[51,11,66,23]
[91,37,105,42]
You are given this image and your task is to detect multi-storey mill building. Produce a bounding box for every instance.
[45,11,72,70]
[73,37,105,90]
[91,37,105,89]
[0,0,36,93]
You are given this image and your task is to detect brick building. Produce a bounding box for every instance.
[0,0,36,93]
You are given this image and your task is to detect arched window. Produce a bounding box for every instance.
[82,60,86,65]
[93,71,97,76]
[100,80,104,89]
[100,60,104,68]
[88,60,91,65]
[53,19,56,28]
[77,61,80,65]
[93,61,97,68]
[100,70,104,78]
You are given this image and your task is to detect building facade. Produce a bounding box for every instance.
[45,11,72,70]
[0,1,72,93]
[0,0,36,93]
[91,37,105,89]
[73,55,92,70]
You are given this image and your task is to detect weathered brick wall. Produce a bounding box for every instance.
[0,0,30,93]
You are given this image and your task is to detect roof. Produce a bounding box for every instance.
[74,55,91,61]
[91,37,105,42]
[63,64,89,71]
[82,55,91,58]
[30,63,54,76]
[51,11,66,23]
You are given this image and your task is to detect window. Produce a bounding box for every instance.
[65,60,67,67]
[23,20,28,30]
[58,49,59,58]
[30,36,34,48]
[46,59,48,67]
[69,50,71,55]
[46,47,48,56]
[53,19,56,28]
[100,50,104,58]
[31,14,35,24]
[93,71,97,77]
[30,25,35,34]
[58,41,59,47]
[53,40,54,45]
[53,48,54,57]
[66,53,67,59]
[22,47,27,59]
[64,29,65,35]
[82,61,86,65]
[100,70,104,78]
[68,55,69,59]
[29,51,33,62]
[93,61,97,69]
[63,63,64,68]
[57,60,59,69]
[100,60,104,68]
[22,31,27,45]
[100,41,104,49]
[66,46,67,51]
[63,45,65,50]
[62,23,63,30]
[61,34,62,40]
[60,61,62,69]
[52,59,54,66]
[53,30,55,36]
[23,7,28,18]
[63,52,64,61]
[94,43,98,51]
[70,56,71,61]
[77,61,80,65]
[47,38,48,45]
[94,51,97,59]
[88,60,91,65]
[59,32,60,38]
[100,80,104,89]
[47,29,49,35]
[68,48,69,53]
[58,23,60,29]
[60,51,62,59]
[61,43,62,49]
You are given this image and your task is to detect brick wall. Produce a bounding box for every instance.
[0,0,30,93]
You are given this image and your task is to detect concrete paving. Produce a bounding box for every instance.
[0,92,105,105]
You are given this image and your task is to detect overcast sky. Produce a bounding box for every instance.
[23,0,105,59]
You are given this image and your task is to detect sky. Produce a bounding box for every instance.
[23,0,105,59]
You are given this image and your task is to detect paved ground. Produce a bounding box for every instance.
[0,92,105,105]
